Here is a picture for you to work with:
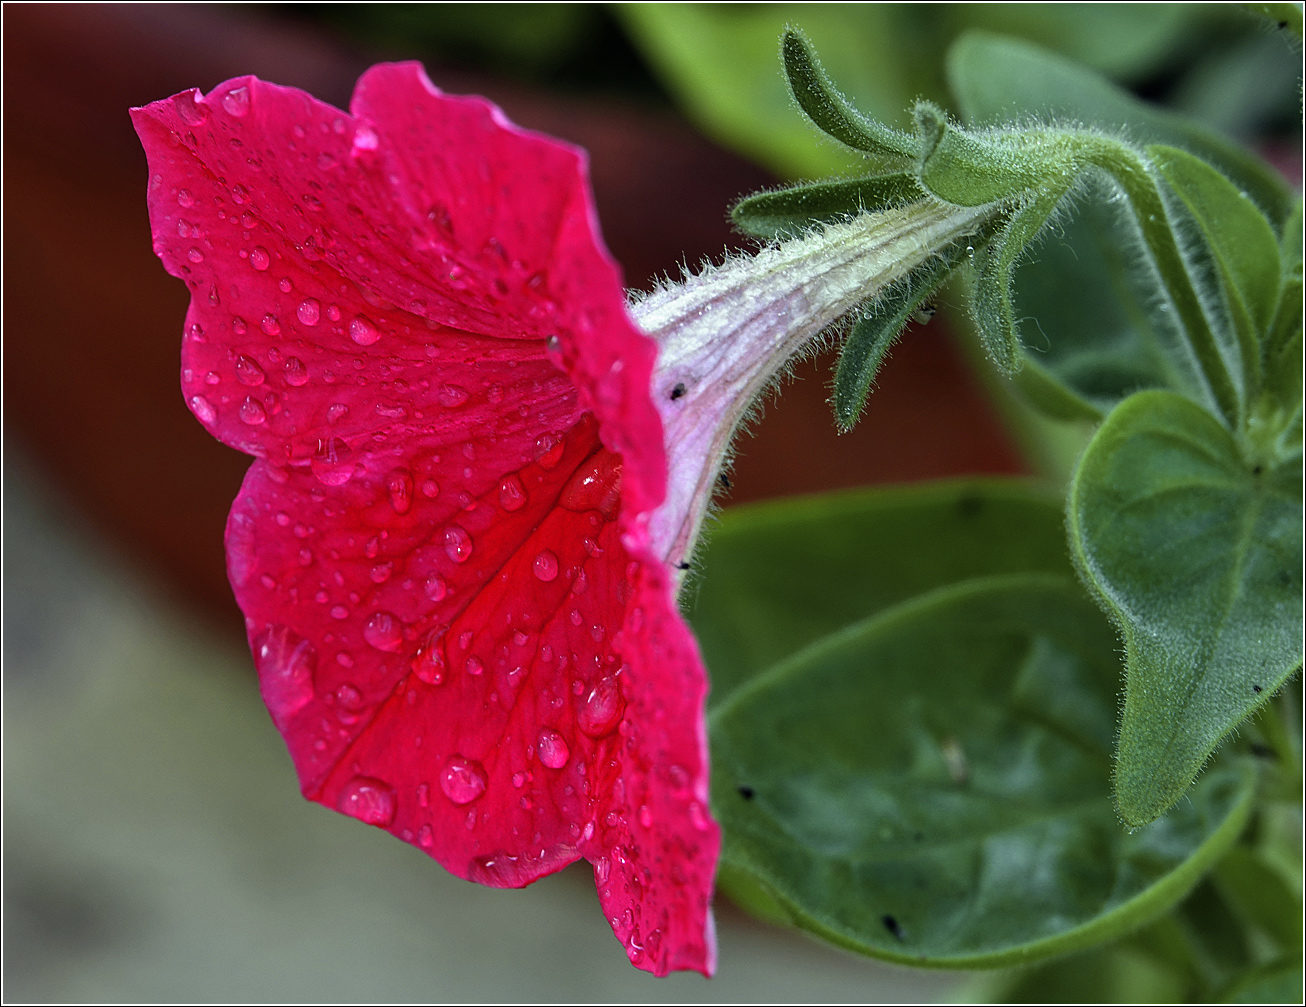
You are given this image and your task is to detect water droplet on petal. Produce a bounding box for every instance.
[235,354,265,386]
[297,298,321,326]
[260,313,280,336]
[639,805,653,828]
[239,396,267,425]
[438,384,469,408]
[444,526,473,563]
[363,611,403,652]
[533,433,565,470]
[465,656,483,676]
[418,824,433,847]
[283,357,309,386]
[337,776,396,826]
[533,550,559,582]
[440,757,486,804]
[411,635,446,685]
[349,315,379,346]
[498,475,527,512]
[221,85,250,117]
[386,468,413,514]
[249,246,270,271]
[187,246,204,263]
[190,395,216,425]
[353,124,379,151]
[578,676,625,738]
[424,575,448,602]
[177,188,195,208]
[560,449,622,520]
[537,729,570,769]
[311,437,353,485]
[253,625,317,720]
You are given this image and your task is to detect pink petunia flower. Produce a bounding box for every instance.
[133,62,988,976]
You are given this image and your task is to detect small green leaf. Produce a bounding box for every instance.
[1211,846,1303,953]
[710,575,1256,967]
[1067,390,1303,826]
[731,173,923,240]
[688,479,1076,709]
[781,28,918,168]
[833,238,973,428]
[970,185,1072,374]
[1149,145,1281,338]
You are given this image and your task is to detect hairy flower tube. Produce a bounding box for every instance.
[134,62,990,976]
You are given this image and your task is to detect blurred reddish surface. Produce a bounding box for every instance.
[3,4,1024,634]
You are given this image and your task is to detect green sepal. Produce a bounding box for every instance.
[710,573,1257,968]
[780,28,917,169]
[1067,389,1304,826]
[914,100,1073,208]
[730,173,923,240]
[832,238,972,429]
[970,185,1071,374]
[947,32,1294,227]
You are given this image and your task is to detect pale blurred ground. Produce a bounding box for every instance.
[2,451,962,1003]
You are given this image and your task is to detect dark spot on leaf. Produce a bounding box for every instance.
[956,495,983,519]
[718,473,732,490]
[670,383,686,401]
[913,832,924,842]
[737,785,755,800]
[676,561,691,571]
[1253,684,1263,693]
[1253,465,1264,475]
[1278,569,1292,586]
[1279,20,1288,28]
[1251,743,1274,757]
[882,914,904,940]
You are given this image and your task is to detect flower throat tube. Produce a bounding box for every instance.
[134,62,992,975]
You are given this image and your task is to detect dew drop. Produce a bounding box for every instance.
[329,604,349,620]
[578,676,625,738]
[418,824,433,847]
[311,437,354,485]
[187,246,204,263]
[249,246,270,271]
[639,805,653,828]
[465,656,483,676]
[440,757,487,804]
[533,433,565,470]
[177,188,195,208]
[424,575,448,602]
[560,449,621,520]
[239,396,267,425]
[353,124,379,151]
[421,479,440,499]
[326,403,348,424]
[283,356,309,386]
[438,384,469,408]
[337,776,396,826]
[411,636,446,685]
[235,354,265,386]
[444,525,473,563]
[349,315,379,345]
[370,562,393,584]
[498,474,527,512]
[190,395,216,425]
[297,298,321,326]
[253,625,317,721]
[260,314,280,337]
[363,611,403,652]
[221,86,250,117]
[537,729,570,769]
[386,468,413,514]
[533,550,559,582]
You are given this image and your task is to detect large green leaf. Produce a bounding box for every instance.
[687,479,1074,708]
[710,575,1256,967]
[1068,390,1303,826]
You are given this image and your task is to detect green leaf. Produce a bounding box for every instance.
[1067,390,1304,826]
[832,237,974,428]
[1149,144,1282,392]
[731,173,923,240]
[1241,2,1305,41]
[1211,846,1303,953]
[780,28,917,168]
[1225,958,1304,1004]
[688,479,1076,709]
[710,574,1256,967]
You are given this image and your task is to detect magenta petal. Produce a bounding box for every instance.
[134,62,717,976]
